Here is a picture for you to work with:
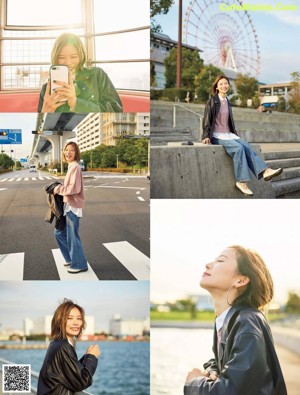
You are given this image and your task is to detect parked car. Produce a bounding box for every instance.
[79,159,85,171]
[29,165,36,172]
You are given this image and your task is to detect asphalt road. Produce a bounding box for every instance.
[0,170,150,280]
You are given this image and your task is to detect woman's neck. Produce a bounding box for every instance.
[218,93,227,99]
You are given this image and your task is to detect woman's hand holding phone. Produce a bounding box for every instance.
[52,70,77,111]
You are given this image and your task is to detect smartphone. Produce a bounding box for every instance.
[50,65,69,95]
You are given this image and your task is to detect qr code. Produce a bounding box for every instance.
[2,365,31,393]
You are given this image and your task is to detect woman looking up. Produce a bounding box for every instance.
[184,246,287,395]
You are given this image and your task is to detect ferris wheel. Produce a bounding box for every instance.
[183,0,261,76]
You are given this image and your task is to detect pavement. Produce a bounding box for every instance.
[259,142,300,152]
[276,344,300,395]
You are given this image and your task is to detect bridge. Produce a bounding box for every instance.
[30,113,86,167]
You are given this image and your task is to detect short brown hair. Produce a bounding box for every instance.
[51,33,86,70]
[210,75,230,95]
[63,141,81,162]
[51,299,86,340]
[229,245,274,311]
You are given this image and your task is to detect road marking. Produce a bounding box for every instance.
[94,186,146,190]
[8,178,15,182]
[138,196,145,201]
[52,249,98,281]
[24,178,29,181]
[16,178,22,181]
[103,241,150,280]
[0,253,24,280]
[0,188,7,191]
[32,177,37,180]
[0,179,8,182]
[39,177,45,180]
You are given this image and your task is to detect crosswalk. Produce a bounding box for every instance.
[0,176,58,183]
[0,242,150,281]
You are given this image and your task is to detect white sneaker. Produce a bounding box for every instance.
[64,262,71,267]
[263,168,283,181]
[235,182,253,196]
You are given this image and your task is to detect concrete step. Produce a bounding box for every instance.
[273,166,300,181]
[264,150,300,160]
[271,177,300,196]
[265,157,300,169]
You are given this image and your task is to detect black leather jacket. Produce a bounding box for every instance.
[37,339,98,395]
[38,67,123,113]
[184,305,287,395]
[44,181,65,231]
[202,94,238,140]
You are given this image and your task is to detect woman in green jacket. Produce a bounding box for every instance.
[38,33,123,113]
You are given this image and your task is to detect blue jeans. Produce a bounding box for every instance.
[54,210,88,270]
[211,137,267,182]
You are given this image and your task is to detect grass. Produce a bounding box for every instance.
[150,310,290,322]
[150,311,215,321]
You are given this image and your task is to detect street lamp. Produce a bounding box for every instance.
[116,154,119,169]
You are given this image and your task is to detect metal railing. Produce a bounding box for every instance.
[172,103,204,141]
[0,358,92,395]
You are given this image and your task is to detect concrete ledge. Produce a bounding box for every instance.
[271,326,300,356]
[150,143,276,199]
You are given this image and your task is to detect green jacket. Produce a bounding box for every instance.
[38,67,123,113]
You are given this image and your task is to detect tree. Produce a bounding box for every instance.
[164,47,203,90]
[235,73,259,106]
[0,153,14,169]
[150,61,156,87]
[151,0,174,33]
[194,64,223,102]
[286,291,300,312]
[288,71,300,114]
[151,0,174,17]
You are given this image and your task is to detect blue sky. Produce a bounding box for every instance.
[154,0,300,83]
[0,281,150,332]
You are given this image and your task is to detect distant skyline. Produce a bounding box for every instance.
[151,200,300,305]
[154,0,300,83]
[0,281,149,332]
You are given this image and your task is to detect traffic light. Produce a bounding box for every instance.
[0,131,7,136]
[32,131,42,134]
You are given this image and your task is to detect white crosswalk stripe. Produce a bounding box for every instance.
[0,176,58,183]
[52,249,98,280]
[103,241,150,280]
[0,253,24,280]
[0,242,150,280]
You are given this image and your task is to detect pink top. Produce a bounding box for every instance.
[213,96,230,133]
[54,162,85,209]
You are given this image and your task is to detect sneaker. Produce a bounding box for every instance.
[67,268,88,274]
[235,182,253,196]
[64,262,71,267]
[263,168,283,181]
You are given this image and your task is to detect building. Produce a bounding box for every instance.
[259,82,293,107]
[76,113,150,150]
[75,113,102,152]
[188,294,214,312]
[109,314,149,337]
[150,32,202,89]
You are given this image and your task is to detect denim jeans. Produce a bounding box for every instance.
[211,137,267,182]
[54,210,88,270]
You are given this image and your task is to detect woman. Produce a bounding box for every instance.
[184,246,287,395]
[38,33,123,113]
[54,142,88,274]
[202,76,282,196]
[37,299,100,395]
